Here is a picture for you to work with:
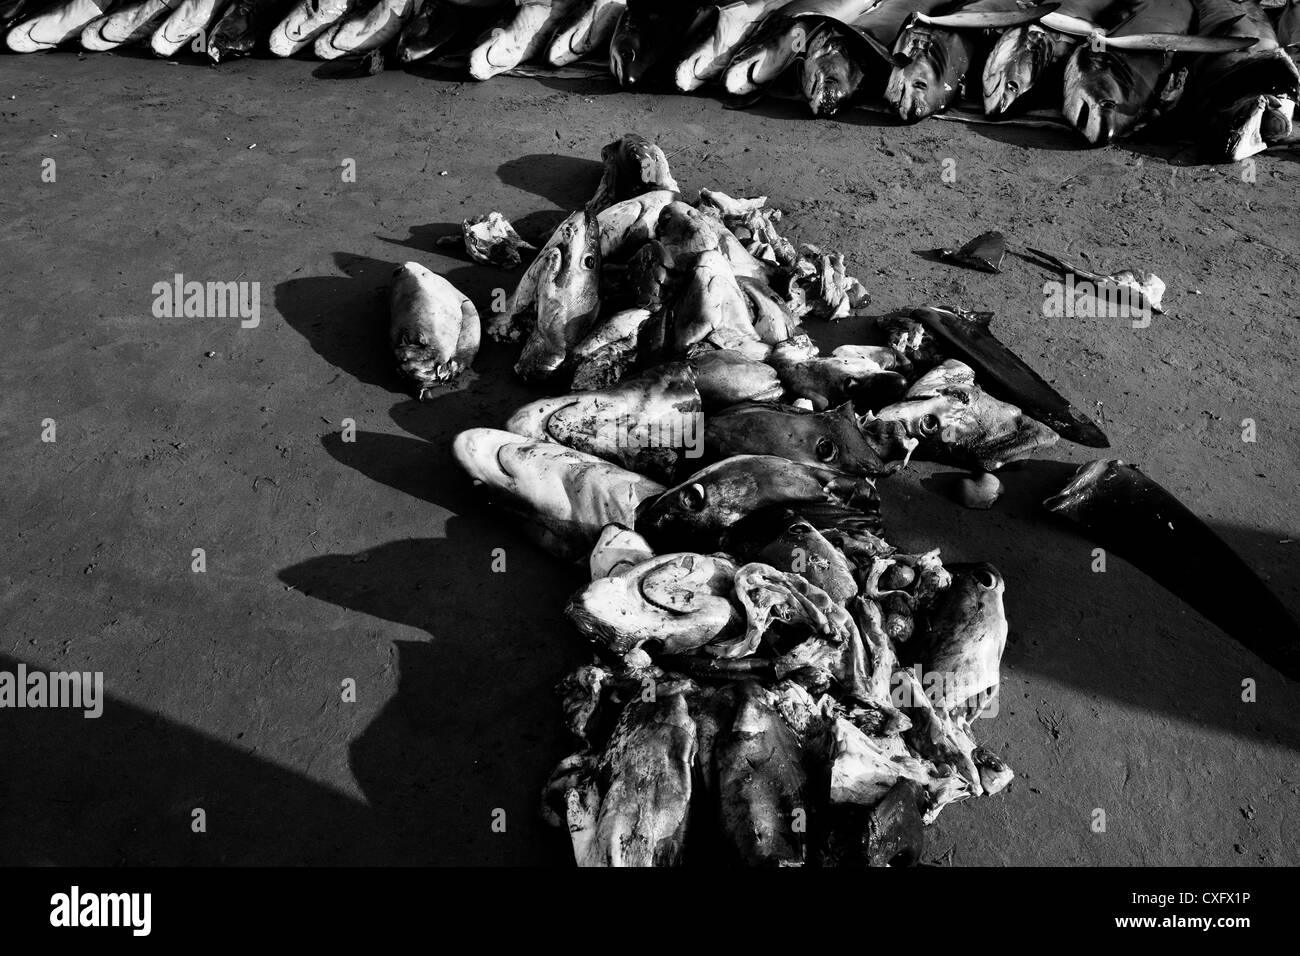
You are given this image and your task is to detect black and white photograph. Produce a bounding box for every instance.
[0,0,1296,933]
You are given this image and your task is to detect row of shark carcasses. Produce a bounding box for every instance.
[4,0,1299,159]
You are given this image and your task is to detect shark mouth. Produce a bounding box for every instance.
[1063,49,1143,145]
[983,25,1063,116]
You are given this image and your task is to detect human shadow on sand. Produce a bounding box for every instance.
[282,562,580,866]
[276,427,590,865]
[0,633,573,865]
[0,652,392,865]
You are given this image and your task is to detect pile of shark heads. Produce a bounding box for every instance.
[6,0,1297,162]
[392,133,1300,865]
[401,134,1097,866]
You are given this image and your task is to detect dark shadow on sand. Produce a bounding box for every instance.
[274,249,550,400]
[496,153,603,210]
[0,652,388,865]
[902,458,1300,753]
[274,427,592,865]
[305,410,1300,762]
[376,211,564,258]
[273,251,407,393]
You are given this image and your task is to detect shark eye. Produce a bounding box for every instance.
[840,377,856,393]
[973,567,998,589]
[582,254,597,270]
[814,436,838,462]
[918,414,942,436]
[680,483,707,512]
